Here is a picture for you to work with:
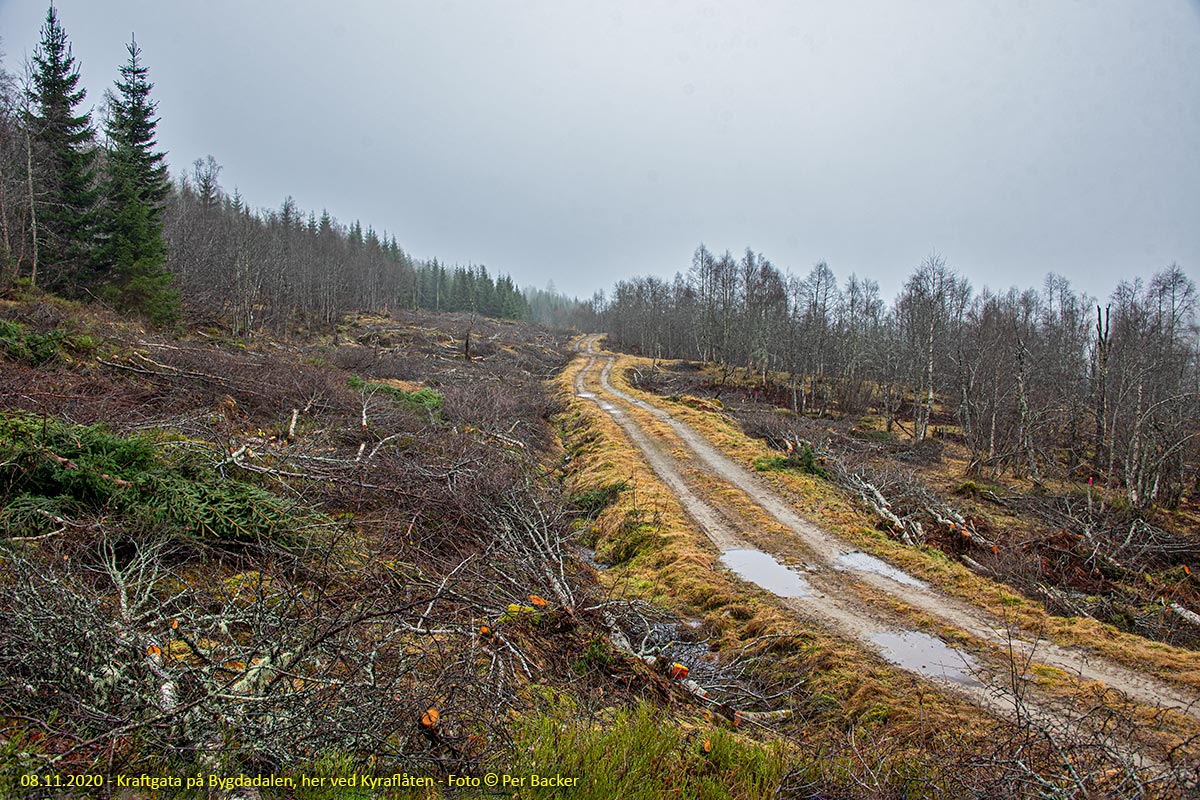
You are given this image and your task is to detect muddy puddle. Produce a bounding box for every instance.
[870,631,981,686]
[572,544,609,571]
[835,551,926,588]
[721,548,812,598]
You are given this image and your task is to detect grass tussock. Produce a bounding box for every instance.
[509,700,787,800]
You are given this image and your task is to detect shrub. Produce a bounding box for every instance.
[0,319,68,366]
[0,413,314,548]
[753,443,829,479]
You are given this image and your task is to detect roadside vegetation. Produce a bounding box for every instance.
[597,245,1198,658]
[559,345,1200,798]
[625,356,1200,673]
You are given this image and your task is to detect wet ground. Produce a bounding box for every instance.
[721,548,813,598]
[569,335,1200,741]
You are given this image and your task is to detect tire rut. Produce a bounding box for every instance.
[570,334,1200,761]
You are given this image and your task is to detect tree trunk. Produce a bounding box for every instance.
[915,313,936,442]
[957,341,973,453]
[1126,371,1145,506]
[0,158,12,280]
[1092,305,1110,471]
[25,126,38,287]
[1015,338,1038,481]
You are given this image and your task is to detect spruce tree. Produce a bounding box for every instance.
[26,4,99,294]
[99,35,177,325]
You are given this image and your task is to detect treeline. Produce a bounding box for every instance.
[602,245,1199,509]
[0,7,540,331]
[166,157,528,331]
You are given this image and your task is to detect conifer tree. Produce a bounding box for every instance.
[26,4,98,294]
[99,35,177,324]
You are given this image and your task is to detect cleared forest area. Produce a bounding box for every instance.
[1,4,1197,795]
[0,293,798,798]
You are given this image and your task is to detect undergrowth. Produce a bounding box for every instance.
[0,318,97,367]
[0,412,318,548]
[752,443,829,479]
[349,374,444,414]
[509,700,786,799]
[568,480,629,519]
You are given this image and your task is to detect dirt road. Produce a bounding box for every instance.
[571,334,1200,761]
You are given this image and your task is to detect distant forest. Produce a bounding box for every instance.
[599,245,1198,511]
[0,8,583,331]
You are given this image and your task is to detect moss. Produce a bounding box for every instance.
[595,514,662,566]
[752,444,829,479]
[569,480,629,518]
[349,374,444,414]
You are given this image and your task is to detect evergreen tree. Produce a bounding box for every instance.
[26,4,99,294]
[104,37,168,209]
[99,35,177,324]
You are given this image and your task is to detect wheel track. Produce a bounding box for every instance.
[570,334,1200,768]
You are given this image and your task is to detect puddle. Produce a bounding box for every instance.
[573,545,609,571]
[835,551,926,588]
[576,392,596,398]
[871,631,981,686]
[721,548,812,598]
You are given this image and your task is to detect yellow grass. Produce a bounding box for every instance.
[553,346,999,743]
[604,352,1200,693]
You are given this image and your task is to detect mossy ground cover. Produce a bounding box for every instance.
[0,316,100,367]
[349,374,445,415]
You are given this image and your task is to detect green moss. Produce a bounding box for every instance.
[595,511,662,566]
[349,374,444,414]
[752,444,829,479]
[569,480,629,518]
[0,318,100,366]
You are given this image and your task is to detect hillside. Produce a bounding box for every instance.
[3,288,1200,798]
[0,294,797,799]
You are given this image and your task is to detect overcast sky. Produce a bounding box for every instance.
[2,0,1197,302]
